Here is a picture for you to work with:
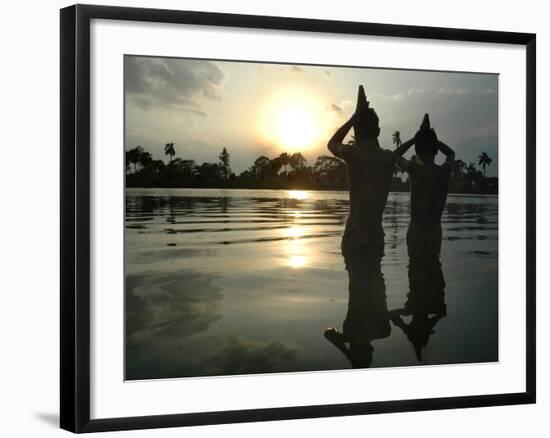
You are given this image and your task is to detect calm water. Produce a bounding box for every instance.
[125,188,498,380]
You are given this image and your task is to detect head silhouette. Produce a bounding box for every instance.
[354,85,380,143]
[415,114,438,162]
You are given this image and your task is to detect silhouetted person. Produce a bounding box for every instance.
[328,85,395,252]
[324,247,390,368]
[389,238,447,362]
[393,114,455,255]
[389,114,452,362]
[325,85,394,368]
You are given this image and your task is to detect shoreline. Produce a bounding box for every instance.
[125,186,498,196]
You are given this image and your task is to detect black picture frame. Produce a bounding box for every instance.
[60,3,536,433]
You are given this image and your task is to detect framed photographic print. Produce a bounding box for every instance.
[60,4,536,433]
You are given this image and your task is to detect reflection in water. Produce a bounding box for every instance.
[390,234,447,362]
[285,225,310,268]
[202,336,298,376]
[287,190,310,200]
[285,225,306,239]
[324,243,389,368]
[125,188,498,379]
[288,254,308,269]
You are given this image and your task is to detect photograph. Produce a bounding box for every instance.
[124,55,499,381]
[0,0,542,434]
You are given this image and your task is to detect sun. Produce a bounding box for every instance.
[258,88,325,152]
[274,107,317,151]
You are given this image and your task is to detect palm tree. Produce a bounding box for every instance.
[164,142,175,162]
[478,152,492,177]
[392,131,402,148]
[391,131,403,180]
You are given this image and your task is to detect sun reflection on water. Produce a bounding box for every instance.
[285,225,310,268]
[288,255,308,269]
[285,226,306,239]
[282,194,312,268]
[287,190,310,200]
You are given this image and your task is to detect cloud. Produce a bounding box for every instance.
[327,100,354,117]
[330,103,342,114]
[405,86,494,97]
[125,56,225,113]
[202,335,298,375]
[125,270,224,340]
[376,86,486,101]
[407,88,426,95]
[291,65,303,72]
[384,87,475,99]
[391,93,406,101]
[439,86,471,95]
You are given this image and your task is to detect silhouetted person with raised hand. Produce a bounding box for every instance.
[327,85,395,253]
[393,114,455,256]
[389,114,453,362]
[324,85,393,368]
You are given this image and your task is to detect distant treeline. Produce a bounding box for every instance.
[125,143,497,194]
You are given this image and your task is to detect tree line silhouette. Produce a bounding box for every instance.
[126,137,497,194]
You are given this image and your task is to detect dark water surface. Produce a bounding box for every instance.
[125,188,498,380]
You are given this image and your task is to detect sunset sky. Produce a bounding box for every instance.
[125,56,498,176]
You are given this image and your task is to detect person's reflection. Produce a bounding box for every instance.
[389,234,447,362]
[324,242,390,368]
